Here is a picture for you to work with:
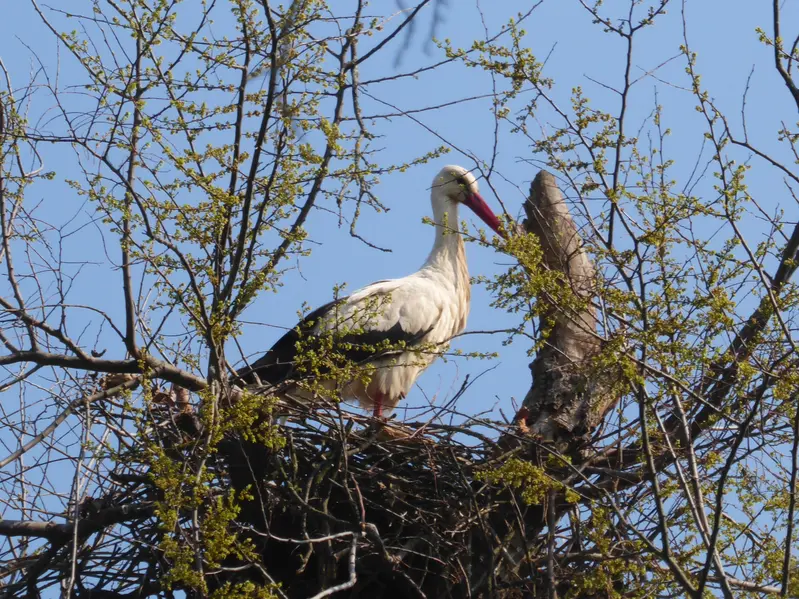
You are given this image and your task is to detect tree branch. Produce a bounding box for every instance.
[0,350,207,391]
[0,504,153,542]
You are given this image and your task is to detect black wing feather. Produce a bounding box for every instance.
[233,295,431,386]
[233,298,343,386]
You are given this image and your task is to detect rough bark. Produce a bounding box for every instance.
[513,171,615,446]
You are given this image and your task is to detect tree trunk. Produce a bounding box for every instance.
[511,170,615,446]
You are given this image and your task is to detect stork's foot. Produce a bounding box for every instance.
[366,394,412,440]
[372,421,429,443]
[375,424,410,440]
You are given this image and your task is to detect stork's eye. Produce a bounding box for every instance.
[455,175,467,187]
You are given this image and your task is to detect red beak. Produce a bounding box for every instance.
[464,192,505,238]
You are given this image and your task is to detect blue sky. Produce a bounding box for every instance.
[3,2,799,595]
[0,0,796,425]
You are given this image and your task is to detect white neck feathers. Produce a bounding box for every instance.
[422,193,467,279]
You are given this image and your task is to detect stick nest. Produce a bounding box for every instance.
[2,397,553,599]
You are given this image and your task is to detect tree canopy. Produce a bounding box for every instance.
[2,1,799,597]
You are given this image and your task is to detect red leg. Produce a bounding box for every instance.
[372,393,384,419]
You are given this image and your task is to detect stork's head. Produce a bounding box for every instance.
[432,165,503,237]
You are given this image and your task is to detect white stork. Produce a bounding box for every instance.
[235,165,504,418]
